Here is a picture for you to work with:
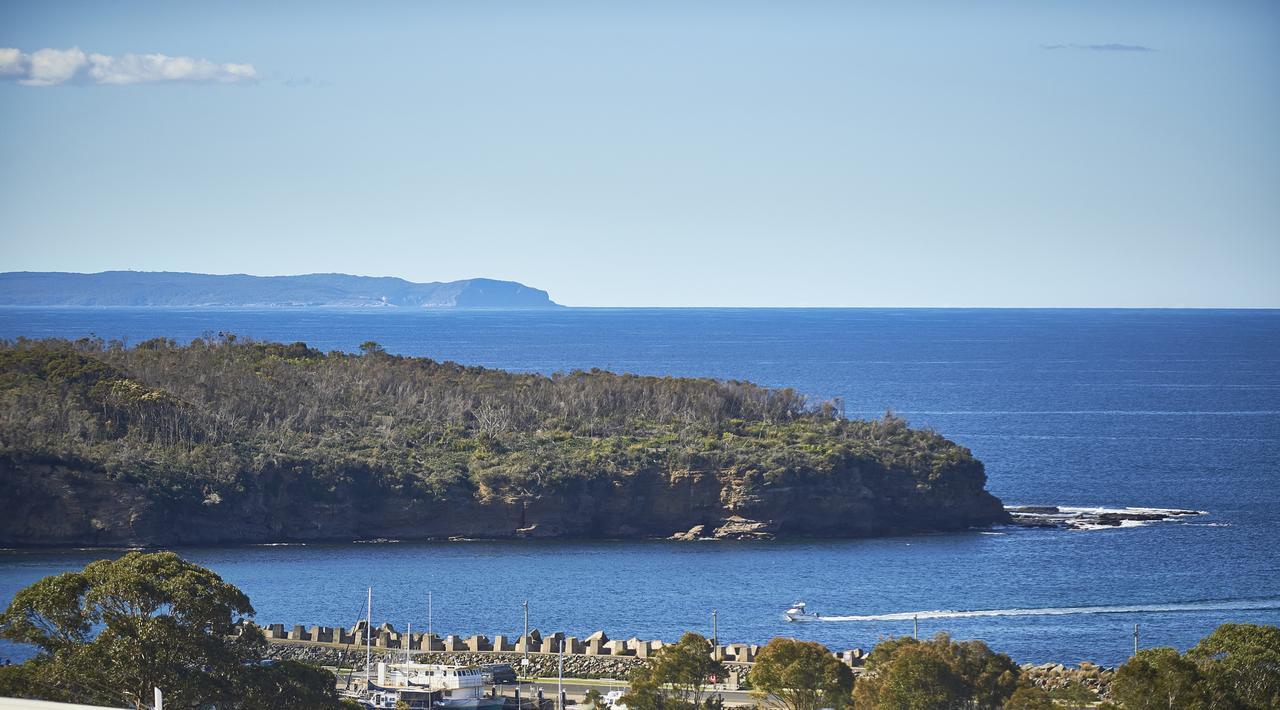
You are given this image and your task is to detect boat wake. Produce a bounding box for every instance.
[815,598,1280,622]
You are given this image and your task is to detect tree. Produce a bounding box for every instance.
[1110,647,1208,710]
[583,688,605,709]
[1004,684,1055,710]
[851,633,1020,710]
[621,632,725,710]
[1186,623,1280,709]
[874,645,966,710]
[748,637,853,710]
[1046,680,1100,709]
[0,551,343,709]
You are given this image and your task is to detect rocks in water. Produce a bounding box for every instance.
[669,525,705,541]
[712,516,778,540]
[668,517,777,541]
[1006,505,1203,531]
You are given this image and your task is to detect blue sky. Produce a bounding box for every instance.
[1,0,1277,307]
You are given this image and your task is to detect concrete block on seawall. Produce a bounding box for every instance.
[420,633,444,652]
[444,635,465,652]
[539,632,566,654]
[516,629,542,653]
[288,624,307,640]
[466,635,493,652]
[604,640,632,656]
[493,634,514,652]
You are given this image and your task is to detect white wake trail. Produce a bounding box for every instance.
[817,598,1280,622]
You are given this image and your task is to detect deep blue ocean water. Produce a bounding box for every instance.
[1,307,1277,666]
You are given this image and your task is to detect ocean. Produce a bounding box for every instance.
[1,307,1277,666]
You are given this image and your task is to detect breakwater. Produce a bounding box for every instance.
[254,624,1117,697]
[247,622,867,671]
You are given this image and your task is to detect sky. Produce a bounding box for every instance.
[1,0,1277,307]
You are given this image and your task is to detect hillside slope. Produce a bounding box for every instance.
[0,338,1008,545]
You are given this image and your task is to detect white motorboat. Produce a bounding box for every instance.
[783,601,820,622]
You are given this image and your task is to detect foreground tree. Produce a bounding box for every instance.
[1186,623,1280,709]
[0,551,343,709]
[621,632,726,710]
[1109,647,1207,710]
[852,633,1021,710]
[748,637,853,710]
[1004,684,1055,710]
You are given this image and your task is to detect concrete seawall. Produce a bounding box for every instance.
[247,622,867,670]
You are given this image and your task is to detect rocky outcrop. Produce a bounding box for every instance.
[1021,661,1113,699]
[0,453,1009,547]
[1006,505,1202,530]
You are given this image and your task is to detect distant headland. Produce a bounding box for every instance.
[0,271,561,308]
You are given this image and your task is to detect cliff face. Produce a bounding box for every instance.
[0,455,1007,547]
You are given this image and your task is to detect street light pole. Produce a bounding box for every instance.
[712,609,718,646]
[366,587,373,686]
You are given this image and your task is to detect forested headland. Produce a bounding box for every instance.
[0,336,1008,545]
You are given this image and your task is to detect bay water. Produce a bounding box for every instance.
[1,307,1277,665]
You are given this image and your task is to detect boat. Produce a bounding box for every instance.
[782,601,821,622]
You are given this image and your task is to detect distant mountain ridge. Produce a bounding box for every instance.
[0,271,561,308]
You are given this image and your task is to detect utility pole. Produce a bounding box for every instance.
[1134,624,1140,657]
[366,587,373,686]
[523,600,530,667]
[428,591,433,639]
[913,615,919,640]
[558,638,565,710]
[712,609,718,646]
[153,687,163,710]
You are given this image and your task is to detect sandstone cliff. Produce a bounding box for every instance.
[1,452,1007,546]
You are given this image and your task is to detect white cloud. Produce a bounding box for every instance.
[1,47,256,86]
[24,47,88,86]
[0,48,28,77]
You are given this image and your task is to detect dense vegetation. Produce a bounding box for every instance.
[0,335,988,517]
[1108,624,1280,709]
[0,551,349,709]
